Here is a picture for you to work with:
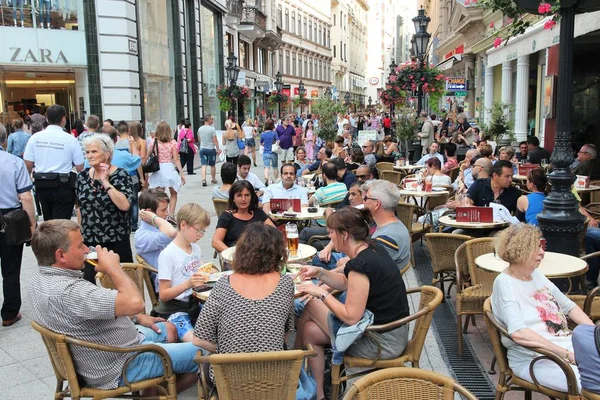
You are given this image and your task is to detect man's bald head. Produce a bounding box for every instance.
[473,157,493,179]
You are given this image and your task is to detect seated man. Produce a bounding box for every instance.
[572,144,597,177]
[237,154,265,196]
[452,149,480,193]
[212,162,236,199]
[416,142,445,166]
[466,159,521,213]
[29,220,197,391]
[446,157,492,210]
[262,163,309,213]
[301,147,332,175]
[308,163,348,207]
[332,157,356,189]
[354,164,375,184]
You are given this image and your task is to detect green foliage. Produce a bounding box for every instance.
[311,99,346,143]
[428,91,444,115]
[293,96,311,109]
[485,101,516,142]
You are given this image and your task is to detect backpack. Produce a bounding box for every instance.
[178,129,188,154]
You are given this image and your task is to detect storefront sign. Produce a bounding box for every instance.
[453,91,467,97]
[446,77,467,91]
[128,39,138,55]
[282,85,291,97]
[10,47,69,64]
[311,90,319,98]
[368,77,379,85]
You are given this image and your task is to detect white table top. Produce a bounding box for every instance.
[399,189,450,198]
[302,174,315,182]
[438,215,510,229]
[475,252,588,278]
[575,185,600,193]
[221,243,317,264]
[269,207,327,221]
[393,164,423,171]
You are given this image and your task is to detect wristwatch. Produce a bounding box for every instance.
[319,292,330,302]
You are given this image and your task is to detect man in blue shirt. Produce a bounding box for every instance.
[6,119,31,158]
[262,163,308,212]
[416,142,445,166]
[276,115,296,163]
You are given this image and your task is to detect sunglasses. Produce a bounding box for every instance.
[356,175,368,179]
[540,238,546,250]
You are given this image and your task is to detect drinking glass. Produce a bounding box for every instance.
[285,223,299,257]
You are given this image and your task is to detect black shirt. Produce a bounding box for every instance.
[344,243,409,325]
[466,178,521,212]
[216,209,270,247]
[527,146,551,165]
[340,170,357,189]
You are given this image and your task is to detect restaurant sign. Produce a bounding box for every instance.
[446,77,467,91]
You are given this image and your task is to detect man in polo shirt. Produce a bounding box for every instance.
[276,115,296,163]
[309,163,348,207]
[29,220,198,392]
[416,142,445,166]
[23,104,85,221]
[466,159,521,213]
[237,155,265,196]
[262,163,308,212]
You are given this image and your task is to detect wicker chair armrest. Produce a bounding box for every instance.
[584,286,600,317]
[364,287,431,332]
[141,264,158,274]
[484,309,580,396]
[585,203,600,218]
[307,235,331,248]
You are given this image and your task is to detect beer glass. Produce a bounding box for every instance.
[85,250,98,267]
[286,223,299,257]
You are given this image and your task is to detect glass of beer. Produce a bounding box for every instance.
[85,250,99,267]
[286,223,299,257]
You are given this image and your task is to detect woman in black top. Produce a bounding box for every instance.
[295,207,409,400]
[212,180,275,252]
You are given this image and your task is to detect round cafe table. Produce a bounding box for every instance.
[437,215,510,232]
[575,185,600,193]
[475,252,588,293]
[399,189,449,210]
[220,243,317,265]
[269,207,327,222]
[393,164,423,173]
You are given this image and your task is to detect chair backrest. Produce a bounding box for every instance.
[579,219,590,257]
[425,192,450,210]
[213,198,229,218]
[465,238,497,291]
[381,170,403,185]
[398,286,443,363]
[396,202,415,234]
[454,242,471,289]
[31,321,82,398]
[591,180,600,204]
[425,233,472,275]
[135,254,159,307]
[482,299,511,376]
[448,167,460,183]
[96,263,150,311]
[320,199,343,209]
[376,162,394,175]
[342,367,478,400]
[199,347,316,400]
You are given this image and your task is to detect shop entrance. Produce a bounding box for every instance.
[0,69,77,129]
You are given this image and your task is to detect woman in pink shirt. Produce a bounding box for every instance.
[178,120,197,176]
[304,120,316,161]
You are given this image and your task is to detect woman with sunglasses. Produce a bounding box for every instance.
[212,180,275,255]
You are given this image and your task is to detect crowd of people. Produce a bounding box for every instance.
[3,103,600,398]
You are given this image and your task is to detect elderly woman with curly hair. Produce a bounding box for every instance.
[491,223,594,393]
[193,222,295,357]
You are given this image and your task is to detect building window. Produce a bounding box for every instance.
[285,50,290,74]
[327,30,331,47]
[309,20,312,41]
[303,17,307,38]
[304,57,308,79]
[333,45,336,58]
[277,5,282,27]
[314,59,317,80]
[333,13,336,26]
[314,23,317,42]
[279,50,283,74]
[292,53,297,76]
[318,25,322,45]
[285,8,289,31]
[318,60,321,80]
[298,13,302,34]
[239,39,249,69]
[344,43,346,61]
[298,55,303,77]
[340,41,342,59]
[258,48,266,75]
[291,11,295,34]
[226,32,235,56]
[309,57,313,79]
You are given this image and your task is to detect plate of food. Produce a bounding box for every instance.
[208,270,233,282]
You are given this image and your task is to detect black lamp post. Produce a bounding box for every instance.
[368,96,372,110]
[324,86,332,100]
[225,52,240,119]
[412,7,431,115]
[344,92,351,108]
[298,80,306,114]
[388,59,398,116]
[274,71,283,120]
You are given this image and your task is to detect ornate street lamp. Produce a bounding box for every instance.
[324,86,332,99]
[275,71,283,119]
[368,96,372,108]
[389,59,398,76]
[298,80,306,113]
[225,52,240,87]
[412,6,430,33]
[344,92,351,106]
[411,8,431,115]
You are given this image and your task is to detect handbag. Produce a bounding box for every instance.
[179,137,189,154]
[143,139,160,173]
[0,209,32,246]
[272,141,281,155]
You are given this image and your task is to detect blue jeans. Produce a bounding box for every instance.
[121,323,199,384]
[130,182,139,230]
[311,252,345,271]
[199,148,216,166]
[585,227,600,283]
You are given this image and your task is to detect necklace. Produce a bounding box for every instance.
[88,168,105,193]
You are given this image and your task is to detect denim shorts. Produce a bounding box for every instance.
[199,148,216,166]
[245,138,256,147]
[263,152,273,167]
[168,312,194,341]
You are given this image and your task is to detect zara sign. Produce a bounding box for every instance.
[10,48,69,64]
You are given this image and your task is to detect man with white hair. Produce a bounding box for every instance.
[572,144,597,177]
[363,180,411,271]
[452,148,480,192]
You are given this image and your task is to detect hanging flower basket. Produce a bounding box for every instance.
[267,91,290,108]
[293,96,311,108]
[380,60,446,105]
[217,85,251,112]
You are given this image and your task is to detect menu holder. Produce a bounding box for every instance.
[404,178,419,191]
[518,163,541,176]
[456,206,494,223]
[270,198,301,213]
[575,175,590,189]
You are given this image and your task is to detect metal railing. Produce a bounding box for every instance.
[241,5,266,31]
[226,0,243,20]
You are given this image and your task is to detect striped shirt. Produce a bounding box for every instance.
[29,267,140,389]
[313,182,348,206]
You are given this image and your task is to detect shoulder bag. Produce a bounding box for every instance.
[143,139,160,173]
[0,208,32,246]
[178,130,189,154]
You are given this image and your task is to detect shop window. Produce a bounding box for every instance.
[0,0,84,30]
[239,40,249,69]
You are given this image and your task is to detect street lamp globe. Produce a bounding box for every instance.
[226,52,239,86]
[414,29,431,60]
[324,87,332,99]
[412,6,431,33]
[298,80,306,98]
[389,59,398,76]
[275,71,283,93]
[344,92,351,105]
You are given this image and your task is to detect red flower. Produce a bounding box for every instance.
[421,77,425,81]
[538,2,552,14]
[409,75,414,79]
[493,37,503,48]
[489,21,495,29]
[544,19,557,30]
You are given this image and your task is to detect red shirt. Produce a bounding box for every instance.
[383,118,391,129]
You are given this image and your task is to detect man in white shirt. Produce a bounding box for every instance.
[416,142,445,166]
[262,163,308,212]
[23,104,84,220]
[236,155,265,196]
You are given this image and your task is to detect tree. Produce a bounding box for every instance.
[311,99,346,143]
[394,110,419,158]
[480,101,516,143]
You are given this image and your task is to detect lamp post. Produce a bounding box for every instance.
[412,7,431,115]
[324,86,332,100]
[298,80,306,114]
[368,96,372,111]
[388,59,398,116]
[225,52,240,119]
[275,71,283,121]
[344,92,351,110]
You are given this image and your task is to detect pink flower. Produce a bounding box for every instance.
[465,0,470,4]
[390,75,397,82]
[538,2,552,14]
[409,75,414,79]
[421,77,425,81]
[544,19,557,30]
[431,88,435,92]
[493,37,503,48]
[489,21,495,29]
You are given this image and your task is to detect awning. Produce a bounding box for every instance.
[436,54,463,71]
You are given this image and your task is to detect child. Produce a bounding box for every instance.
[156,203,210,342]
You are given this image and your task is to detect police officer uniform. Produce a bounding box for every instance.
[23,124,84,220]
[0,145,35,326]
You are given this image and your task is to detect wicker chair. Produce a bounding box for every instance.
[397,202,432,267]
[568,269,600,323]
[579,220,590,257]
[96,262,158,313]
[329,286,444,400]
[212,198,229,217]
[195,346,317,400]
[447,166,460,183]
[341,367,477,400]
[381,170,404,186]
[456,237,497,356]
[424,190,450,211]
[583,389,600,400]
[31,321,177,400]
[135,254,159,308]
[424,233,472,299]
[376,162,394,176]
[483,299,581,400]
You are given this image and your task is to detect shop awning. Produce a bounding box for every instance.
[437,54,463,71]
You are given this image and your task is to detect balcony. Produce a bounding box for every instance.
[224,0,243,27]
[238,0,266,40]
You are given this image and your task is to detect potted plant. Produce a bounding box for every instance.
[310,98,346,143]
[482,101,516,146]
[217,85,250,112]
[394,110,419,159]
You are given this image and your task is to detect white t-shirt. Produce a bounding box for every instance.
[23,125,85,173]
[157,242,202,302]
[243,126,254,139]
[237,172,265,190]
